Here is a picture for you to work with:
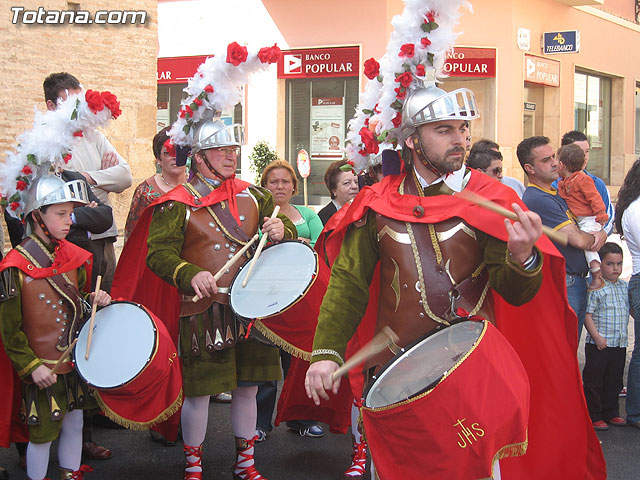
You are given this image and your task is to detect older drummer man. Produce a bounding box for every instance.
[144,117,296,480]
[305,84,544,479]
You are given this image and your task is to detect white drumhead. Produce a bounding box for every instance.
[230,241,317,319]
[75,302,156,389]
[364,321,484,408]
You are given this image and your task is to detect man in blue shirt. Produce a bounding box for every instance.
[552,131,614,234]
[518,136,607,341]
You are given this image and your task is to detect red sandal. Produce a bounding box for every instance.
[342,436,367,479]
[233,436,267,480]
[59,465,94,480]
[183,444,203,480]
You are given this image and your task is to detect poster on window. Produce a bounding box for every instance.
[310,97,344,159]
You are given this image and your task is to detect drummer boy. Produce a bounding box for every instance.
[0,174,111,480]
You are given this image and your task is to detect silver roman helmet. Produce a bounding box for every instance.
[24,175,89,217]
[400,83,479,144]
[191,118,244,155]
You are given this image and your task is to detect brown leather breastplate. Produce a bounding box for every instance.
[366,179,493,372]
[18,240,83,374]
[179,177,259,316]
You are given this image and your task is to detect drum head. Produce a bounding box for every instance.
[230,241,317,319]
[364,321,484,408]
[75,302,156,389]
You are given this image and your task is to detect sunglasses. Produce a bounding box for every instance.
[482,167,503,176]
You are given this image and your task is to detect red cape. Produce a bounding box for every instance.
[283,171,605,478]
[0,239,92,448]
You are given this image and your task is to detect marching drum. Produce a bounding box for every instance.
[361,321,530,480]
[229,240,329,353]
[74,301,182,429]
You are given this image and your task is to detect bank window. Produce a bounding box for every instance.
[574,72,611,184]
[285,77,359,202]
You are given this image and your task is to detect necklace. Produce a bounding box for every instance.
[159,173,177,189]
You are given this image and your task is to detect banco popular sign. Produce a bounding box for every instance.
[443,47,496,78]
[277,46,359,79]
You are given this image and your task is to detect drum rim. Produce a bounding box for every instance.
[362,320,487,410]
[228,239,319,320]
[74,300,159,390]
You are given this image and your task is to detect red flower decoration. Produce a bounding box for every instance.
[63,153,72,164]
[194,98,203,106]
[163,139,176,158]
[73,130,83,137]
[394,87,407,99]
[395,72,413,88]
[421,37,431,48]
[363,58,380,80]
[10,202,19,211]
[426,11,436,23]
[204,85,214,93]
[226,41,248,66]
[359,127,379,155]
[85,89,105,114]
[21,166,32,175]
[16,180,27,191]
[399,43,415,58]
[392,113,402,128]
[257,44,281,64]
[184,105,193,117]
[416,65,426,77]
[101,91,122,119]
[364,117,370,126]
[179,109,186,118]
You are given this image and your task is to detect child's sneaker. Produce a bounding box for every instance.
[592,420,608,431]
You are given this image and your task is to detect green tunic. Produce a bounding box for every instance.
[0,241,96,443]
[311,180,543,365]
[146,183,297,396]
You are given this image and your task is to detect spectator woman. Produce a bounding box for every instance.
[317,160,359,225]
[616,159,640,427]
[123,127,186,242]
[260,160,323,246]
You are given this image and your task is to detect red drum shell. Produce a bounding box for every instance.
[361,321,530,480]
[75,302,182,429]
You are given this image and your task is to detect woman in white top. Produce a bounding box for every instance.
[616,159,640,426]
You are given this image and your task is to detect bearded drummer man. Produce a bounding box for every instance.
[305,74,606,479]
[142,114,295,480]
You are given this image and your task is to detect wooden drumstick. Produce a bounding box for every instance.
[84,275,102,361]
[191,234,259,302]
[331,327,400,381]
[50,338,78,375]
[457,190,568,246]
[241,205,280,288]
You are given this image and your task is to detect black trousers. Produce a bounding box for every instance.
[583,343,627,422]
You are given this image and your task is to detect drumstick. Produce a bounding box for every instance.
[191,233,259,302]
[84,275,102,361]
[50,338,78,375]
[331,327,400,381]
[241,205,280,288]
[457,190,568,246]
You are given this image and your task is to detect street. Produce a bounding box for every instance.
[1,392,638,479]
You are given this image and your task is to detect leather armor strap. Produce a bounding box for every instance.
[189,315,200,356]
[19,237,87,349]
[403,177,485,322]
[186,176,251,245]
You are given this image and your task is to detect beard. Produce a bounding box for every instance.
[421,145,467,174]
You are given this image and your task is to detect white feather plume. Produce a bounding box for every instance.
[168,43,280,147]
[0,90,119,218]
[346,0,471,173]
